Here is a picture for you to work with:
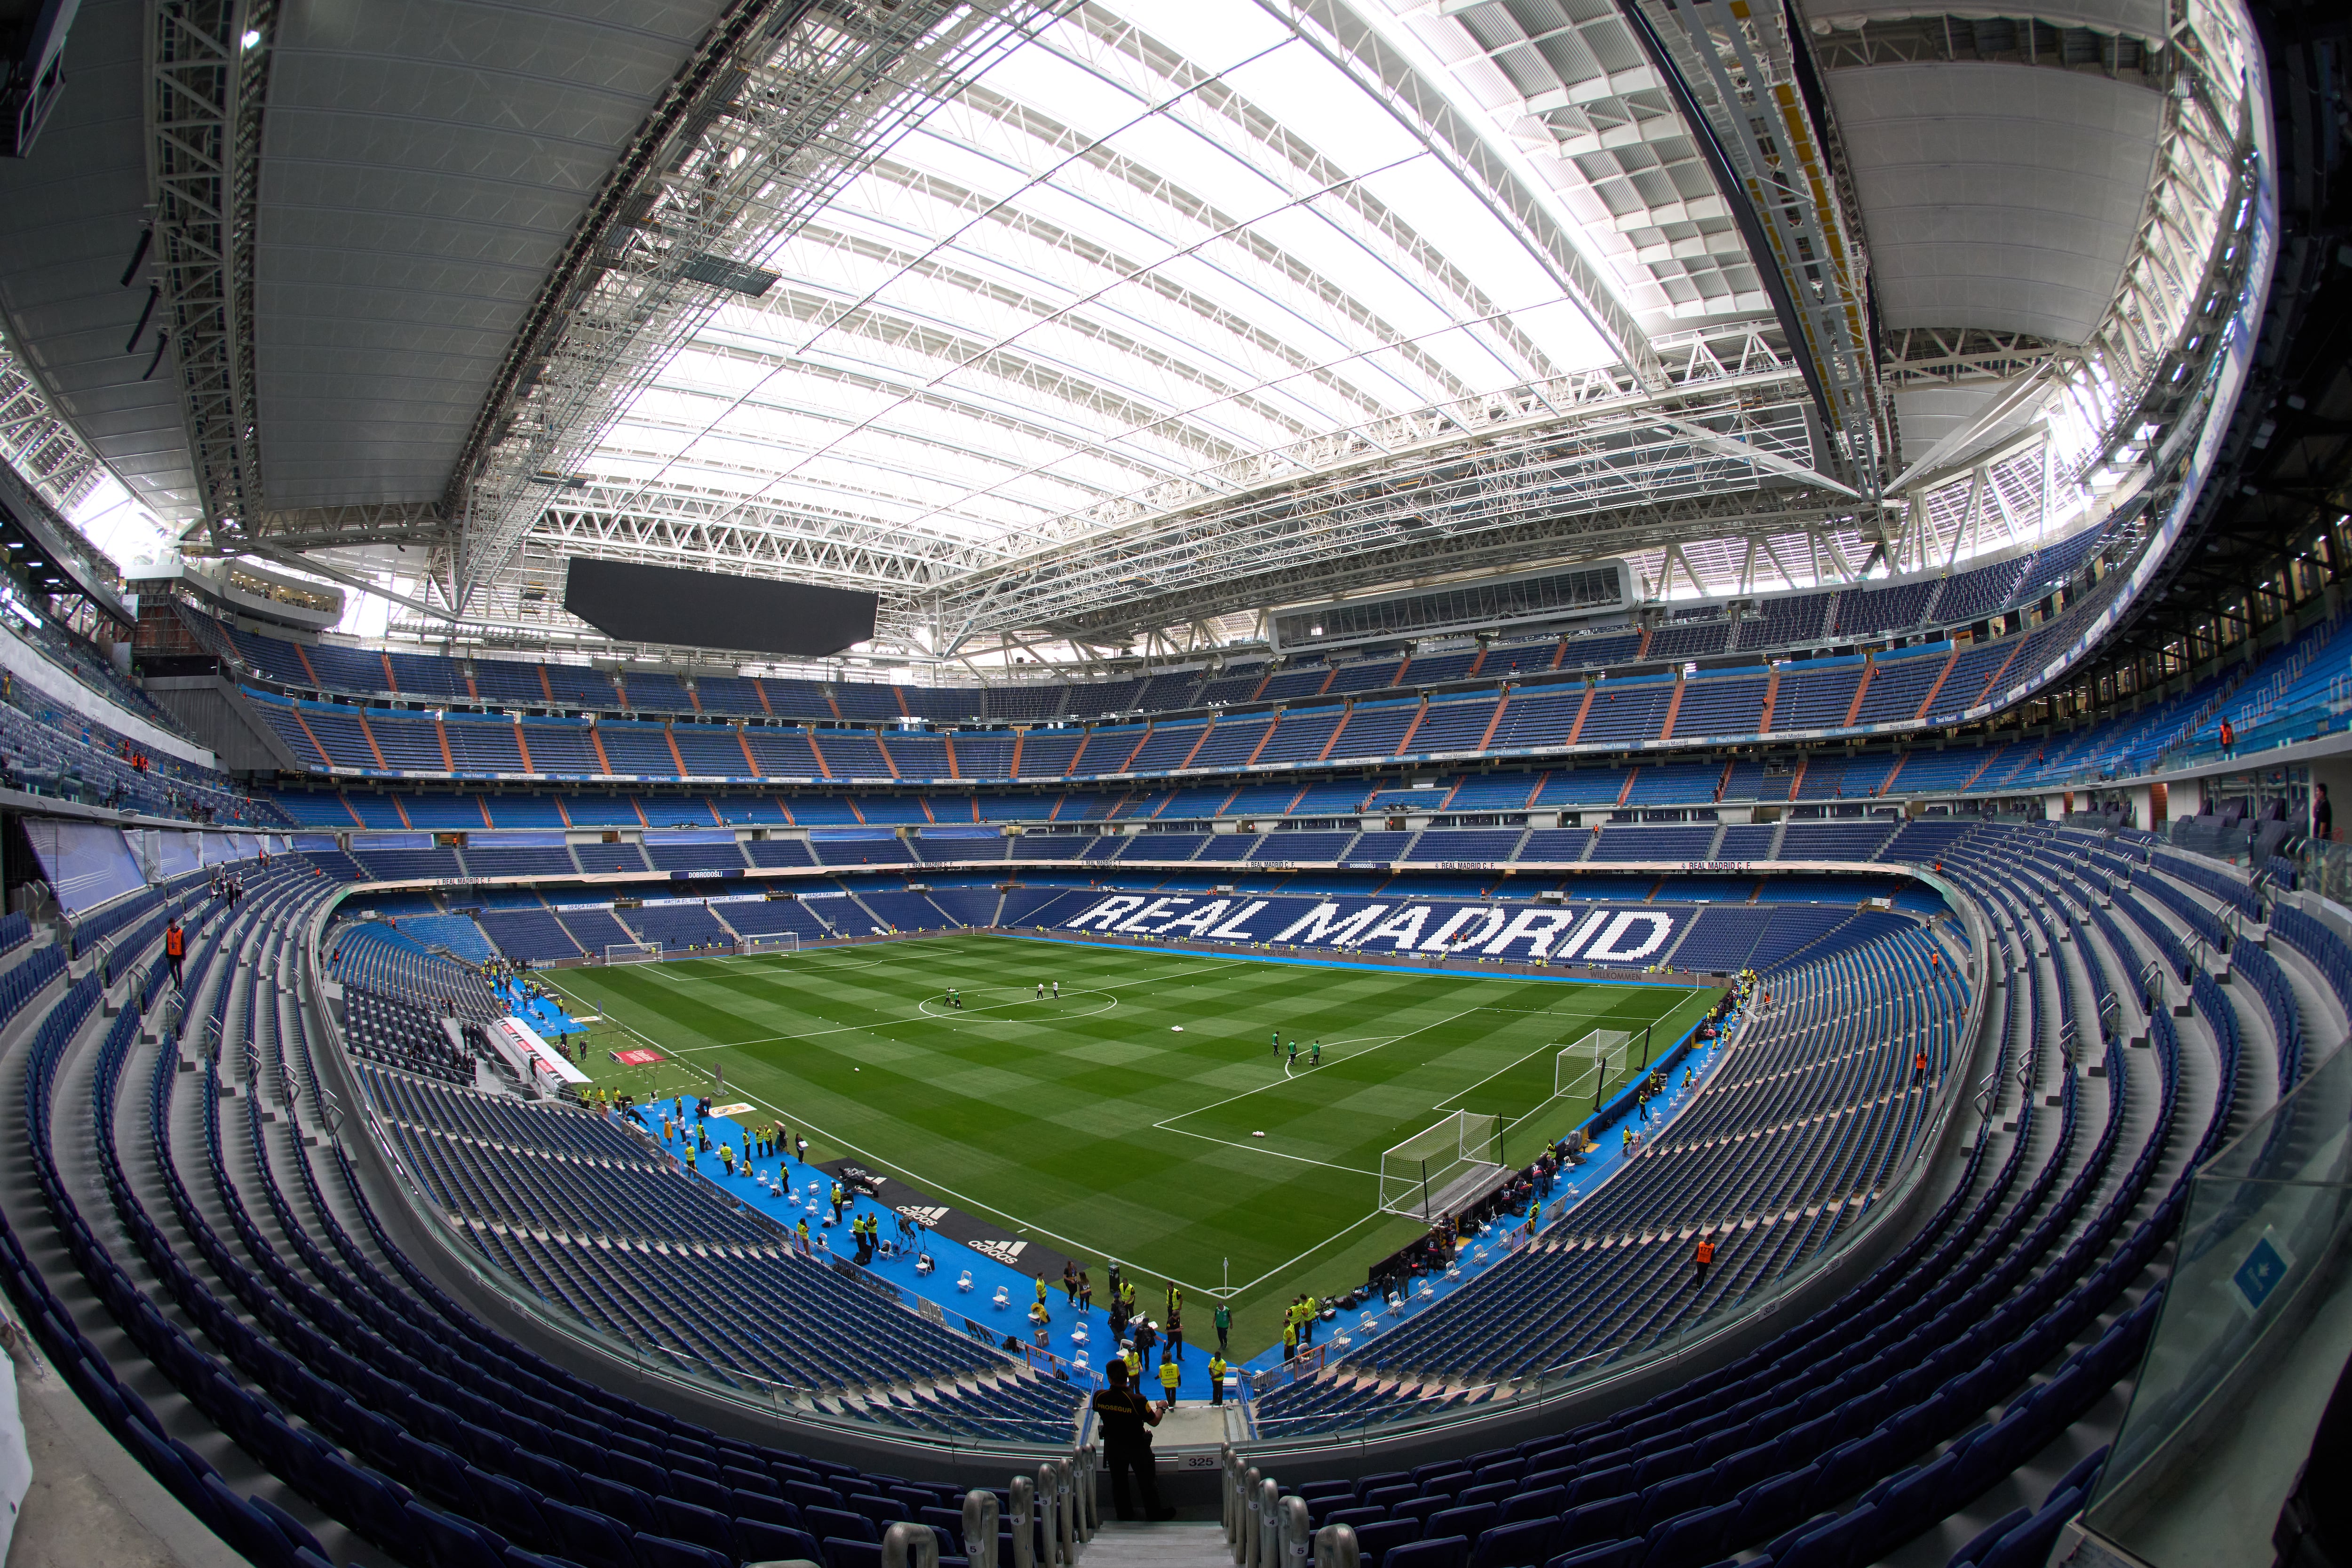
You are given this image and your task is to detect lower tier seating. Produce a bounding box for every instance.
[0,816,2308,1568]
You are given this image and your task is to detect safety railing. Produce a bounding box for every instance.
[1224,1447,1360,1568]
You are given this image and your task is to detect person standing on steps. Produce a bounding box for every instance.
[165,919,184,988]
[1091,1361,1172,1521]
[1693,1232,1716,1290]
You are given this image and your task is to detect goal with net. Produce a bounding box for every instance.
[1555,1028,1631,1110]
[737,933,801,956]
[1379,1110,1503,1220]
[605,941,661,965]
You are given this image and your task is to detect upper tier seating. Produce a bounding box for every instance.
[255,575,2337,820]
[211,528,2123,743]
[252,580,2317,805]
[0,685,283,825]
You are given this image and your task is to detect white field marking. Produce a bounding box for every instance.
[1429,1033,1587,1112]
[1155,1013,1487,1130]
[1171,998,1615,1125]
[1157,990,1709,1201]
[711,1067,1409,1302]
[557,955,1711,1298]
[915,991,1118,1021]
[1152,1124,1381,1178]
[515,968,1526,1301]
[722,953,887,971]
[1275,1033,1408,1078]
[1224,1208,1403,1298]
[685,1076,1259,1299]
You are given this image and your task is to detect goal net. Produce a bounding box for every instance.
[1555,1029,1631,1106]
[605,941,661,965]
[1379,1110,1503,1220]
[738,933,800,955]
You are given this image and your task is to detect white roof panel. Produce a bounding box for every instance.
[254,0,731,509]
[1827,64,2163,344]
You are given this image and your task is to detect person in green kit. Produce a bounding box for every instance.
[1213,1300,1231,1355]
[1310,1040,1322,1067]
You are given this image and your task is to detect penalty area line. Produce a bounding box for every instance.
[1151,1123,1379,1179]
[1428,1032,1588,1113]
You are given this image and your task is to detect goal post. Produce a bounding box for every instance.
[1555,1029,1631,1106]
[605,941,661,965]
[737,933,801,956]
[1379,1110,1504,1221]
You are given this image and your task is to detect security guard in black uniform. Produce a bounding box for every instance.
[1090,1361,1172,1520]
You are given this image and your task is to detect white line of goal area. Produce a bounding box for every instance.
[1153,989,1681,1155]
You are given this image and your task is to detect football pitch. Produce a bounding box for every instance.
[550,933,1716,1350]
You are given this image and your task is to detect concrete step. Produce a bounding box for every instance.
[1080,1522,1232,1568]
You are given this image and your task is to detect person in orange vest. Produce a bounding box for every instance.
[1914,1048,1930,1080]
[1692,1233,1716,1290]
[164,920,185,989]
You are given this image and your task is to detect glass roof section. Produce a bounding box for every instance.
[584,0,1629,557]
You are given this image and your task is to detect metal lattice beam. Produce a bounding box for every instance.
[449,0,1055,612]
[146,0,274,539]
[1012,488,1871,647]
[1634,0,1891,491]
[232,501,456,553]
[0,333,107,516]
[936,388,1825,645]
[512,326,1814,645]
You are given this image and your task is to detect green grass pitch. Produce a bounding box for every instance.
[551,933,1717,1351]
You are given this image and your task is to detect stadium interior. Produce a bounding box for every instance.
[0,0,2344,1566]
